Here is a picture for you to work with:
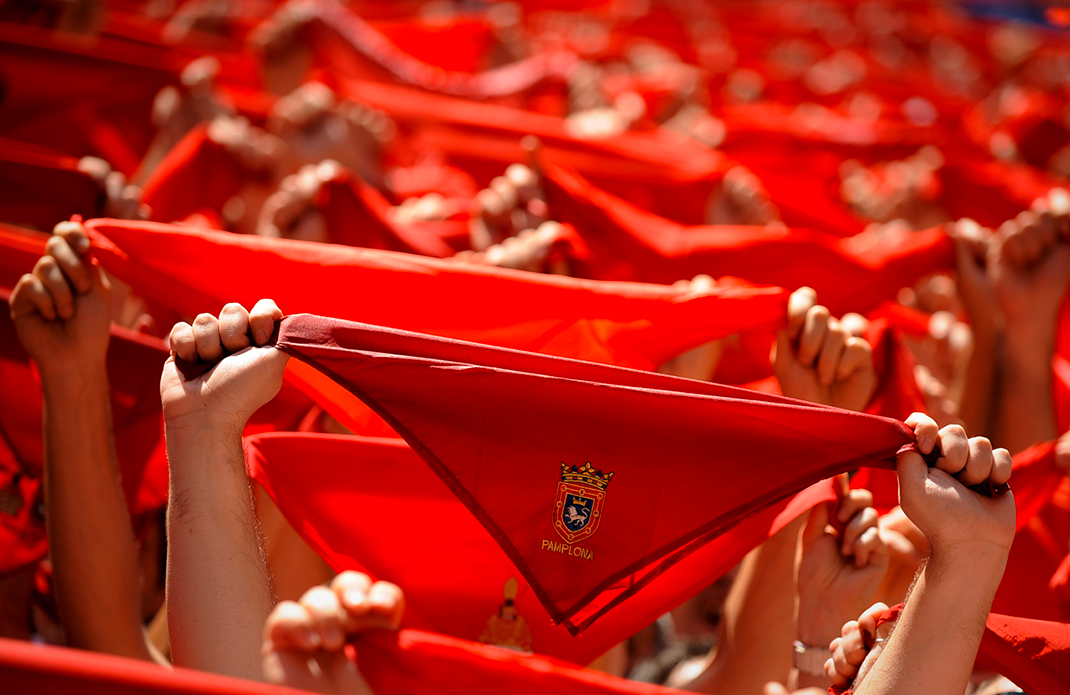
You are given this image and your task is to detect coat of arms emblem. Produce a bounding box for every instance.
[553,462,614,543]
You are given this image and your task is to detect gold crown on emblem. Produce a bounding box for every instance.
[560,462,615,491]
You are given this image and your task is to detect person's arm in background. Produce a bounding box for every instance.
[683,287,878,695]
[947,218,1001,438]
[788,482,887,691]
[9,222,157,662]
[852,413,1014,695]
[161,299,286,679]
[992,191,1070,454]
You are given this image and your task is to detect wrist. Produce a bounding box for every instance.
[926,540,1009,585]
[40,362,109,400]
[796,604,846,649]
[1002,322,1056,359]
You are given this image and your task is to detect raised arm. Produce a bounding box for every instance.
[683,288,879,695]
[991,191,1070,454]
[852,413,1014,695]
[10,222,153,661]
[161,299,287,678]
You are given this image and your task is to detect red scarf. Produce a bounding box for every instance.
[267,313,921,634]
[246,431,837,664]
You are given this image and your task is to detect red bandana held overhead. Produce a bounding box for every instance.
[245,432,837,664]
[85,218,790,433]
[539,162,956,316]
[264,313,922,633]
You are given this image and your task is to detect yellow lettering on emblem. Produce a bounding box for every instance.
[540,539,595,562]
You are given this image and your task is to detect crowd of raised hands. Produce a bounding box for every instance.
[4,2,1070,695]
[9,204,1058,695]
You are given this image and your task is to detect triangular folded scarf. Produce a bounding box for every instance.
[266,313,920,633]
[540,162,956,316]
[85,219,789,433]
[0,632,695,695]
[245,432,837,664]
[976,613,1070,695]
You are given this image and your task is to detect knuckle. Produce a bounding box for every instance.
[44,236,66,255]
[193,312,216,327]
[943,424,967,441]
[34,255,57,273]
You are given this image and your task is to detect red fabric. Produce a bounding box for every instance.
[246,432,836,664]
[336,80,729,225]
[0,138,104,232]
[305,0,573,101]
[315,171,459,258]
[0,636,316,695]
[539,163,956,316]
[355,629,694,695]
[0,290,170,573]
[139,124,253,225]
[977,613,1070,695]
[269,313,920,633]
[833,605,1070,695]
[987,442,1068,623]
[0,632,700,695]
[0,24,175,175]
[85,219,784,368]
[0,223,49,291]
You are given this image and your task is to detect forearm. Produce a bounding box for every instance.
[164,422,273,680]
[994,327,1057,455]
[957,325,1000,439]
[685,516,804,695]
[854,548,1006,695]
[42,366,150,660]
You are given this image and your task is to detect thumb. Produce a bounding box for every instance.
[896,448,929,500]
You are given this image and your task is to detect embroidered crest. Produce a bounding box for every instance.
[553,462,614,543]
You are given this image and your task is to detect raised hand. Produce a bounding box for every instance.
[824,602,890,691]
[10,221,111,376]
[991,189,1070,334]
[161,299,288,434]
[795,482,889,665]
[774,287,876,411]
[468,163,547,251]
[262,571,405,695]
[898,413,1015,558]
